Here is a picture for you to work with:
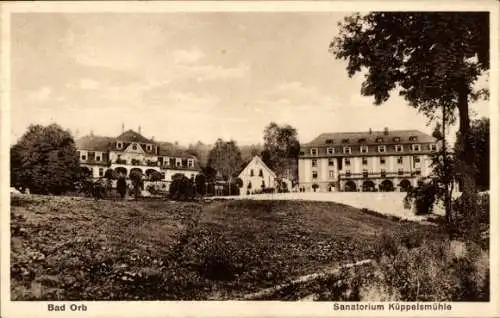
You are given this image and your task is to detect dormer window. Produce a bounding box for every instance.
[146,144,152,151]
[327,147,334,155]
[117,142,123,149]
[132,144,137,150]
[395,145,403,152]
[412,144,421,152]
[358,138,366,143]
[393,137,401,142]
[360,146,368,153]
[343,147,351,154]
[341,138,349,144]
[325,139,334,144]
[409,136,418,142]
[378,145,386,153]
[375,137,384,143]
[430,144,437,151]
[310,148,318,156]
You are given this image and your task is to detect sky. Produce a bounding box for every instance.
[10,12,490,146]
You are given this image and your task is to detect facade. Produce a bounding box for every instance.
[298,128,438,192]
[238,156,292,194]
[75,129,201,188]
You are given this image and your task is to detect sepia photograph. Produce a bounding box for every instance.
[1,1,498,317]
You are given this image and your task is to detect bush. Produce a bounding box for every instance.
[358,230,490,301]
[169,176,195,201]
[404,180,437,215]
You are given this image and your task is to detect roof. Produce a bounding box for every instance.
[116,129,153,144]
[75,135,114,151]
[303,129,435,147]
[156,142,195,158]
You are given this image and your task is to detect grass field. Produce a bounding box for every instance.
[10,194,445,300]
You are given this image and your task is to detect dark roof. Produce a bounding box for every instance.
[156,142,196,158]
[116,130,153,144]
[303,129,435,147]
[75,136,114,151]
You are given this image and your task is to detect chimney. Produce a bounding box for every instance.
[121,123,125,133]
[384,127,389,135]
[138,125,142,134]
[369,128,372,135]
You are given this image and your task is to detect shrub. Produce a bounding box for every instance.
[404,180,437,215]
[169,176,195,201]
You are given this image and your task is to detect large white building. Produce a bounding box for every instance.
[298,128,437,192]
[75,129,201,187]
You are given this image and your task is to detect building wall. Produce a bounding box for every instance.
[239,158,276,192]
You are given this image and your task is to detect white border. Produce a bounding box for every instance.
[1,1,499,318]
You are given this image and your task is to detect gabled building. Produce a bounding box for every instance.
[298,128,438,192]
[75,129,201,185]
[238,155,292,194]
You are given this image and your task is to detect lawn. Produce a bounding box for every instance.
[10,194,444,300]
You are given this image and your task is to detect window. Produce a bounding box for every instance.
[346,170,351,177]
[378,145,386,153]
[415,169,421,176]
[176,159,181,167]
[395,145,403,152]
[398,169,404,175]
[88,152,95,161]
[412,144,421,152]
[169,158,176,167]
[397,157,403,164]
[409,136,418,141]
[327,147,334,155]
[414,156,421,163]
[96,153,101,161]
[393,137,401,142]
[380,157,386,164]
[312,171,318,179]
[325,139,334,144]
[102,153,109,162]
[360,146,368,153]
[430,144,437,151]
[329,170,335,178]
[182,159,188,168]
[362,169,368,178]
[328,158,335,166]
[250,169,254,177]
[362,158,368,165]
[81,153,86,161]
[345,158,351,166]
[259,169,263,177]
[99,168,104,177]
[358,138,366,143]
[312,159,318,167]
[188,159,194,168]
[117,142,123,149]
[343,147,351,154]
[376,137,384,143]
[341,138,349,144]
[146,144,152,151]
[311,148,318,156]
[381,169,386,178]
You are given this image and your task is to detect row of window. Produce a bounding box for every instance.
[116,142,155,152]
[312,169,421,179]
[311,156,422,167]
[78,151,108,162]
[249,169,264,177]
[309,144,435,156]
[325,136,419,145]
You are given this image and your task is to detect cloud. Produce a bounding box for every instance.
[26,86,52,102]
[80,78,100,90]
[172,48,205,65]
[176,63,250,81]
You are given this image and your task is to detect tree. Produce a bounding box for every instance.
[332,12,489,239]
[117,177,127,199]
[455,117,489,191]
[207,139,243,184]
[195,174,207,196]
[129,170,143,200]
[10,124,81,195]
[261,122,300,182]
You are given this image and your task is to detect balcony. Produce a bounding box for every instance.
[115,159,127,165]
[146,160,159,167]
[339,171,415,179]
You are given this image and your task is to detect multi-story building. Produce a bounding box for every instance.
[75,129,201,187]
[298,128,438,192]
